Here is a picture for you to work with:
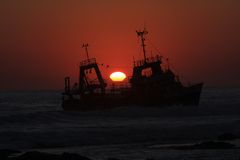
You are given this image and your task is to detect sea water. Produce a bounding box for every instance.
[0,87,240,160]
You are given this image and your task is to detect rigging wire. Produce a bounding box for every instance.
[147,39,192,84]
[148,40,162,56]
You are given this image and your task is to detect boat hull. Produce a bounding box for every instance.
[62,83,203,111]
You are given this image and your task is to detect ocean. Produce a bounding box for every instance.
[0,87,240,160]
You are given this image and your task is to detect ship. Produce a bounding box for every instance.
[62,28,203,111]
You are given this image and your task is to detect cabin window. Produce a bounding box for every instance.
[85,69,99,84]
[141,68,152,77]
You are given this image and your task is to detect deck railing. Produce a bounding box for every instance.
[134,55,162,67]
[80,58,97,66]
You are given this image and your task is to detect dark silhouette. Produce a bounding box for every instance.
[62,28,203,110]
[218,133,238,141]
[166,141,237,150]
[0,151,92,160]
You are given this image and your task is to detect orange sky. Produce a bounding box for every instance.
[0,0,240,90]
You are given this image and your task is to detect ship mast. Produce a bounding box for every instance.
[136,28,148,63]
[82,43,90,61]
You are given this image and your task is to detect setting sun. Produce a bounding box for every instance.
[110,72,126,82]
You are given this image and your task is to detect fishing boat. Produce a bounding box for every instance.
[62,28,203,110]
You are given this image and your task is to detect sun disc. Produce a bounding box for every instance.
[110,72,126,82]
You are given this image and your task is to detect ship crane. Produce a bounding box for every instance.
[79,43,106,95]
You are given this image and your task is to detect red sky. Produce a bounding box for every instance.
[0,0,240,90]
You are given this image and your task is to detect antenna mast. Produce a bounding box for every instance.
[136,28,148,63]
[82,43,90,61]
